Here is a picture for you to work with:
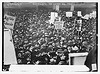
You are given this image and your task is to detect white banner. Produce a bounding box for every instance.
[50,12,58,24]
[4,14,16,29]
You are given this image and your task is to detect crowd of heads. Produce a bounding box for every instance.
[4,7,96,64]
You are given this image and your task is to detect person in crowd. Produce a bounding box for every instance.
[31,49,39,64]
[49,51,58,65]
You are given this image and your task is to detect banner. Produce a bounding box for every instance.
[4,14,16,29]
[54,21,64,29]
[82,14,90,19]
[55,5,59,11]
[50,12,58,24]
[90,11,96,18]
[70,5,74,11]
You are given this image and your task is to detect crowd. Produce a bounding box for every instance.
[5,8,96,64]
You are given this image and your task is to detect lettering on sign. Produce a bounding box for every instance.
[4,14,16,29]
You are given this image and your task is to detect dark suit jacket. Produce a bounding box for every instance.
[84,48,97,71]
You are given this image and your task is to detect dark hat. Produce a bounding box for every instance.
[49,51,57,57]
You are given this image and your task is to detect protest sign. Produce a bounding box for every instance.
[66,12,73,17]
[54,21,64,29]
[50,12,58,24]
[77,11,82,17]
[4,14,16,29]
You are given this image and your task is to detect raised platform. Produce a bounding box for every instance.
[69,52,88,65]
[9,65,89,72]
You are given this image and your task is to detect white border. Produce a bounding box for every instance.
[0,0,99,74]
